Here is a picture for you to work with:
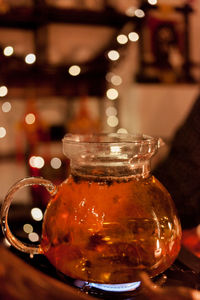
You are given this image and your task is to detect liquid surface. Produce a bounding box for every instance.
[41,174,181,284]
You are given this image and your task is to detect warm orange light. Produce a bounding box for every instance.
[25,113,36,125]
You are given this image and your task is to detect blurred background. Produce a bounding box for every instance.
[0,0,200,210]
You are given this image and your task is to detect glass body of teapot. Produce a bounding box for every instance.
[1,133,182,284]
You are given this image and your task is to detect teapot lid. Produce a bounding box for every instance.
[62,133,162,177]
[62,133,162,159]
[62,133,160,145]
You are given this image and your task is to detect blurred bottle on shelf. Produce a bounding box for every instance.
[67,95,101,134]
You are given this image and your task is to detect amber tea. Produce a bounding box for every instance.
[41,173,181,284]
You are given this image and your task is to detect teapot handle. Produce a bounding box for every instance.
[0,177,57,256]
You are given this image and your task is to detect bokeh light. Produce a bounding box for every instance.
[3,46,14,56]
[128,32,139,42]
[23,223,33,234]
[25,53,36,64]
[148,0,157,4]
[0,86,8,97]
[106,88,119,100]
[31,207,43,221]
[2,101,11,112]
[125,6,135,17]
[107,116,119,127]
[117,128,128,134]
[25,113,36,125]
[50,157,62,169]
[106,106,118,117]
[28,232,39,242]
[29,156,45,169]
[135,9,145,18]
[117,34,128,45]
[107,50,120,61]
[68,65,81,76]
[110,75,122,86]
[0,127,6,138]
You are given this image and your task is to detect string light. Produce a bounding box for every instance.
[125,6,135,17]
[25,113,36,125]
[31,207,43,221]
[0,86,8,97]
[107,50,120,61]
[110,75,122,86]
[128,32,139,42]
[68,65,81,76]
[2,101,11,112]
[106,106,118,117]
[23,224,33,234]
[117,128,128,134]
[106,88,119,100]
[3,46,14,56]
[29,156,45,169]
[135,9,145,18]
[117,34,128,45]
[25,53,36,64]
[50,157,62,169]
[107,116,119,127]
[105,5,145,130]
[148,0,157,4]
[28,232,39,242]
[0,127,6,138]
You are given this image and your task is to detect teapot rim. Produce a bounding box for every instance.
[62,133,159,145]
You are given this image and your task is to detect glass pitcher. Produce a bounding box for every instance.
[1,133,182,284]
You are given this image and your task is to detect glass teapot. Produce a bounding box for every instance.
[1,133,182,284]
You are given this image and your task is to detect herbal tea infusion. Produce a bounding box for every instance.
[1,133,182,284]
